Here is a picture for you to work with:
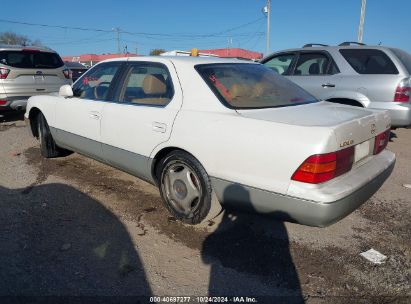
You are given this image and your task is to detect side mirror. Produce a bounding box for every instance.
[59,85,73,98]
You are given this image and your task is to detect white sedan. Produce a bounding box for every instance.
[25,56,395,227]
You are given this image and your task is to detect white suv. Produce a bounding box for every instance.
[261,42,411,127]
[0,45,72,111]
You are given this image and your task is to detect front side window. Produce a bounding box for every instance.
[72,63,120,100]
[263,53,295,75]
[0,51,64,69]
[339,49,398,74]
[120,63,173,106]
[294,53,330,76]
[196,63,317,109]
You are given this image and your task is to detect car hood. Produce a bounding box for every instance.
[236,101,380,127]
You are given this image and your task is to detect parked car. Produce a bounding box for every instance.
[0,45,72,111]
[64,61,88,83]
[261,42,411,127]
[25,57,395,227]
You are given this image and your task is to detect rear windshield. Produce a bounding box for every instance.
[0,51,64,69]
[195,63,317,109]
[339,49,398,74]
[390,48,411,74]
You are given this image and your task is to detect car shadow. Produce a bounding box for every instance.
[0,183,152,299]
[0,110,25,123]
[202,184,304,303]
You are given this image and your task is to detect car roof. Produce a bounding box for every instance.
[267,44,395,54]
[0,44,57,53]
[100,55,255,66]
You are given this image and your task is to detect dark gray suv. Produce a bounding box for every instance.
[261,42,411,127]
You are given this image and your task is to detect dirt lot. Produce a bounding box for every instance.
[0,111,410,303]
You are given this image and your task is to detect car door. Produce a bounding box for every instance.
[287,51,340,100]
[100,61,182,181]
[54,61,123,160]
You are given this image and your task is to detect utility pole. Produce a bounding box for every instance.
[113,28,121,54]
[358,0,366,43]
[264,0,271,55]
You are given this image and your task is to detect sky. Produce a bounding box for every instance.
[1,0,411,57]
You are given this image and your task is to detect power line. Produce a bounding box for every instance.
[42,32,111,45]
[49,38,115,46]
[0,19,112,34]
[0,17,265,40]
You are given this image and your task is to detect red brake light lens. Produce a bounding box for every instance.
[394,87,410,102]
[292,146,354,184]
[0,99,8,105]
[373,129,390,155]
[394,78,411,102]
[0,67,10,79]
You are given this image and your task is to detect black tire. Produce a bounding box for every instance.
[158,150,221,225]
[37,113,63,158]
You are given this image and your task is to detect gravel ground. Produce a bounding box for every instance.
[0,111,410,303]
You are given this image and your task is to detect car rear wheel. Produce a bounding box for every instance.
[37,113,64,158]
[158,151,222,225]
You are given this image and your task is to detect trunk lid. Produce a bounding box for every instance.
[237,101,391,151]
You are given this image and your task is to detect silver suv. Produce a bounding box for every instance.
[261,42,411,127]
[0,45,72,111]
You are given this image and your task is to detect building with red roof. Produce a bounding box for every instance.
[63,47,262,67]
[199,48,263,60]
[62,53,140,67]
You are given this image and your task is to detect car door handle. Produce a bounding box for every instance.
[152,122,167,133]
[89,111,101,120]
[322,83,336,88]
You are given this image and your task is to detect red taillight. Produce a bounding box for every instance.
[0,67,10,79]
[373,129,390,155]
[394,78,411,102]
[0,99,8,105]
[63,68,72,79]
[292,146,354,184]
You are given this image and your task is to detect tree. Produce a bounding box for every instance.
[0,31,42,46]
[149,48,166,56]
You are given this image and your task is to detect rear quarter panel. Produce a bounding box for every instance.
[328,48,407,104]
[152,110,336,195]
[333,74,404,104]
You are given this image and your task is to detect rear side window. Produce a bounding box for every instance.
[339,49,398,74]
[120,63,174,106]
[390,48,411,74]
[294,53,329,76]
[0,51,64,69]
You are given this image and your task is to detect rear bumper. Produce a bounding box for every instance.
[0,96,29,111]
[211,151,395,227]
[368,101,411,127]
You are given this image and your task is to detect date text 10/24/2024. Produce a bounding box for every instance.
[150,297,258,303]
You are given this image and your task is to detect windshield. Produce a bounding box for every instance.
[195,63,317,109]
